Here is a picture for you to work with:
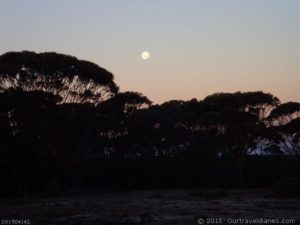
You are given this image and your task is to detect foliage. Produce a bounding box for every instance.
[0,51,118,104]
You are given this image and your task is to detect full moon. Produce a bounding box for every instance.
[141,51,150,60]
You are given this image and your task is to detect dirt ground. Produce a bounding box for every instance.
[0,189,299,225]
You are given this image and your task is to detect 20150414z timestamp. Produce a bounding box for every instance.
[1,219,30,225]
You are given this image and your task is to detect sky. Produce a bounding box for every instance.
[0,0,299,103]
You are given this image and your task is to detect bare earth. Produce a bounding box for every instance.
[0,189,299,225]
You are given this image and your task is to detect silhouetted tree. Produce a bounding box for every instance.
[198,92,280,187]
[0,89,61,196]
[96,92,152,158]
[0,51,120,195]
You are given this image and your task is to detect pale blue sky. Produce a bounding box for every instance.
[1,0,299,103]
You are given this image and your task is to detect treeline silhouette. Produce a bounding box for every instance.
[0,51,299,197]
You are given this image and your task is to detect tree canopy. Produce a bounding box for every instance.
[0,51,119,104]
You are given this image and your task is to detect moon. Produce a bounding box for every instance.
[141,51,150,60]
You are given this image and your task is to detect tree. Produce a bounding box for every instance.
[0,51,119,104]
[198,92,280,187]
[0,51,119,196]
[0,89,61,196]
[0,88,106,196]
[96,92,152,158]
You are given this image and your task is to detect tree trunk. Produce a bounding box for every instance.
[238,164,245,188]
[236,153,245,188]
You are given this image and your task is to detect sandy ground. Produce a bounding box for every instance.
[0,189,299,225]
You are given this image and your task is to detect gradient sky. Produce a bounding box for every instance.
[1,0,299,103]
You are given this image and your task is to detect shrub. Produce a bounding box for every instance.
[44,178,63,197]
[272,177,300,198]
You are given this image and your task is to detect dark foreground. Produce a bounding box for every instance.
[0,189,299,225]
